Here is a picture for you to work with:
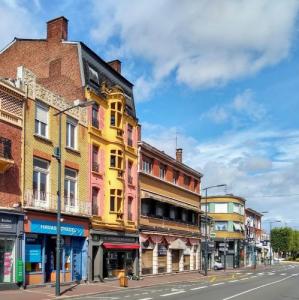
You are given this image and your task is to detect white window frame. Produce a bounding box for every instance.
[66,117,77,149]
[214,221,228,231]
[64,168,77,211]
[33,158,49,207]
[35,102,49,138]
[214,203,228,213]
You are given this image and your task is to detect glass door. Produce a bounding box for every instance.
[0,238,15,283]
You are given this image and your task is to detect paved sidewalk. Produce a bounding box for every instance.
[0,265,270,300]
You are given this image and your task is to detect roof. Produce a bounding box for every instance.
[206,195,246,203]
[138,141,203,178]
[245,207,263,217]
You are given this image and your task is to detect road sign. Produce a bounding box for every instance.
[219,247,228,252]
[219,242,228,247]
[210,232,216,238]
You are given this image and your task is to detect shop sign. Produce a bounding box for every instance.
[0,214,17,233]
[183,247,191,255]
[102,235,136,243]
[158,244,167,256]
[16,259,23,282]
[31,219,84,236]
[26,244,42,262]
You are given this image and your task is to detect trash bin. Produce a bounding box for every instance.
[119,276,128,287]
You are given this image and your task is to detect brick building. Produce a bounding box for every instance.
[0,16,139,282]
[138,143,202,275]
[0,78,25,288]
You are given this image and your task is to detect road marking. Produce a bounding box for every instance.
[160,291,185,297]
[267,272,275,275]
[250,276,257,278]
[257,272,264,275]
[190,286,208,291]
[138,298,152,300]
[211,282,225,286]
[229,280,239,283]
[210,276,217,282]
[280,273,286,276]
[222,274,296,300]
[240,277,249,280]
[246,272,253,275]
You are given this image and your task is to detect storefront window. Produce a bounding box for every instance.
[0,238,15,283]
[25,236,42,273]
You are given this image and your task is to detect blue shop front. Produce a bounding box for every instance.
[24,211,89,285]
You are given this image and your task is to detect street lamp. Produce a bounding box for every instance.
[53,100,95,296]
[269,220,281,266]
[202,184,227,276]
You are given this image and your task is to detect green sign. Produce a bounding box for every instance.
[16,259,23,282]
[210,232,216,238]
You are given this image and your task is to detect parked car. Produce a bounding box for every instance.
[213,261,224,270]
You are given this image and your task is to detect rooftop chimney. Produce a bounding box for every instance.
[108,59,122,74]
[176,148,183,163]
[47,16,68,42]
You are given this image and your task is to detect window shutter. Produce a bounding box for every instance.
[36,104,48,123]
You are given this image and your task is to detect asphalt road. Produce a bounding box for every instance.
[72,263,299,300]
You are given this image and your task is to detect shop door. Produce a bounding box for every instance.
[73,248,82,281]
[142,249,153,275]
[172,250,180,272]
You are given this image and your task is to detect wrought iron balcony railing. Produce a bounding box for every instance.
[0,137,12,159]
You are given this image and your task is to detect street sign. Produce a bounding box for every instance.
[210,232,216,238]
[219,242,228,247]
[219,247,228,252]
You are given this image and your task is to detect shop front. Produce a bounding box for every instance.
[24,212,89,286]
[89,230,139,281]
[0,211,24,289]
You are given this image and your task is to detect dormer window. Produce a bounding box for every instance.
[88,65,99,85]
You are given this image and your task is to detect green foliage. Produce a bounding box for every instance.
[271,227,299,259]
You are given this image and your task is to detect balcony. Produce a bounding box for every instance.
[127,138,133,147]
[0,137,14,173]
[92,118,99,129]
[128,175,133,185]
[24,190,91,216]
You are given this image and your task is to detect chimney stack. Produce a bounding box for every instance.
[108,60,122,74]
[47,16,68,42]
[176,148,183,163]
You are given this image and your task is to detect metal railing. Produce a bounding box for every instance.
[127,138,133,147]
[24,190,91,215]
[0,137,12,159]
[92,118,99,129]
[92,162,99,173]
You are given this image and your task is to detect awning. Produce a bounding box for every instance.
[169,238,186,250]
[102,243,140,250]
[233,223,241,231]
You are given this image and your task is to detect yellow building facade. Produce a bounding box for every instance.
[18,67,91,285]
[203,195,246,268]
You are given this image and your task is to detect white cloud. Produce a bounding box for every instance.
[201,89,267,126]
[0,1,40,51]
[141,121,299,227]
[90,0,299,98]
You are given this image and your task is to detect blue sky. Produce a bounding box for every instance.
[1,0,299,230]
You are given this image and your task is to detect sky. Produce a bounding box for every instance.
[1,0,299,230]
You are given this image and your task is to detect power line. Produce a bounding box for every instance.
[239,193,299,198]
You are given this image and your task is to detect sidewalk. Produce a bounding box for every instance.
[0,265,270,300]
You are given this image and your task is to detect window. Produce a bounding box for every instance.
[173,170,179,184]
[110,101,122,128]
[110,149,123,169]
[110,189,122,213]
[64,168,77,207]
[35,102,48,137]
[142,156,153,174]
[88,65,99,85]
[194,180,199,191]
[128,197,133,221]
[66,117,77,149]
[127,124,133,146]
[92,145,99,172]
[184,175,191,187]
[201,204,209,213]
[25,236,42,273]
[92,187,99,215]
[33,158,49,202]
[214,221,228,231]
[128,160,133,185]
[159,164,167,179]
[92,104,99,128]
[214,203,228,213]
[233,222,242,231]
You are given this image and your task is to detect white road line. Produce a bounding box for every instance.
[250,276,257,278]
[229,280,239,283]
[240,277,249,281]
[138,298,152,300]
[211,282,225,286]
[280,273,286,276]
[160,291,185,297]
[246,272,253,275]
[190,286,208,291]
[257,272,264,275]
[222,274,296,300]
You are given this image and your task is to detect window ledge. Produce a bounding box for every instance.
[65,147,81,156]
[34,134,53,145]
[92,170,104,177]
[128,183,136,189]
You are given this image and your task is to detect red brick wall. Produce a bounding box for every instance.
[0,40,84,102]
[0,121,22,207]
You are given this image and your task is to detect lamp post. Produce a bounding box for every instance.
[269,220,281,266]
[53,100,95,296]
[202,184,227,276]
